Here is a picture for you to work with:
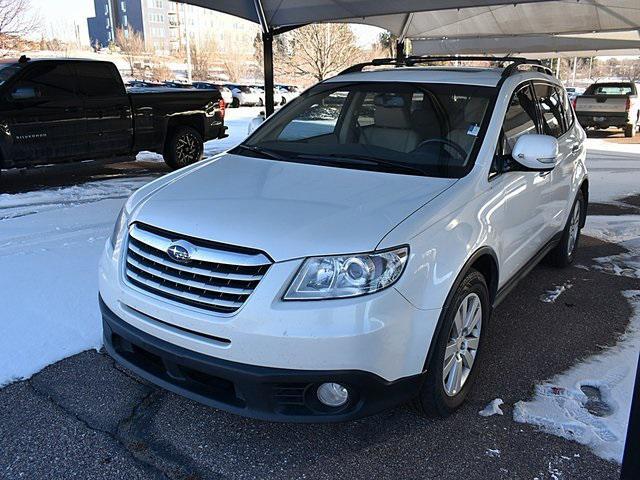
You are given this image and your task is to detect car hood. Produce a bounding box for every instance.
[133,154,456,261]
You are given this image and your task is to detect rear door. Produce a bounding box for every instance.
[492,82,550,282]
[4,62,86,164]
[75,62,133,158]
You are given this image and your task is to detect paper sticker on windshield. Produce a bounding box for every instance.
[467,124,480,136]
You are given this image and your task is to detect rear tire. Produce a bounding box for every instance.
[232,97,240,108]
[412,269,489,417]
[547,190,585,267]
[624,123,635,138]
[163,126,203,170]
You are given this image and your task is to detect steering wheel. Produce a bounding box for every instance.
[413,138,467,161]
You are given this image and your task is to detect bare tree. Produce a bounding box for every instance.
[0,0,39,55]
[290,24,361,81]
[115,27,147,77]
[221,52,251,83]
[190,34,217,80]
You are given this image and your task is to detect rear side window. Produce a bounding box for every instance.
[15,63,76,98]
[502,84,538,154]
[534,83,566,138]
[560,86,574,129]
[75,62,124,97]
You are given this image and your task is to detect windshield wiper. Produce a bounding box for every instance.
[296,153,428,176]
[234,144,290,161]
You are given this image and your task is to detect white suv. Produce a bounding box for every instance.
[99,58,587,422]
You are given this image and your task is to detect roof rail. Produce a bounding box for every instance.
[339,55,554,78]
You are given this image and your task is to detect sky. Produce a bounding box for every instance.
[28,0,383,47]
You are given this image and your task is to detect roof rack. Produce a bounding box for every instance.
[339,55,553,78]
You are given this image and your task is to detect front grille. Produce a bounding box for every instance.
[125,223,271,313]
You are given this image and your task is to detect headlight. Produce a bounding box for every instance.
[109,206,129,249]
[284,247,408,300]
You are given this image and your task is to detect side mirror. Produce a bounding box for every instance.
[511,134,558,171]
[11,87,38,100]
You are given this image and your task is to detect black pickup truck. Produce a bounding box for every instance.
[0,57,226,171]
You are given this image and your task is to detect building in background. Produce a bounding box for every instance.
[87,0,257,56]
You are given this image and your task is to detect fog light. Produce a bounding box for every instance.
[317,382,349,407]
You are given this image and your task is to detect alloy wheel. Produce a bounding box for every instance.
[442,292,482,397]
[567,200,581,256]
[176,132,199,167]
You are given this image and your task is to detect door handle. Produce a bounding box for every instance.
[571,144,580,153]
[539,170,551,178]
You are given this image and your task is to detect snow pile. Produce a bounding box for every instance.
[479,398,504,417]
[514,291,640,463]
[0,188,138,386]
[540,281,573,303]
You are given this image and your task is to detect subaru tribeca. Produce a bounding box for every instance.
[99,57,588,422]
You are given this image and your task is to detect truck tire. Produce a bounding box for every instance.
[232,97,240,108]
[411,269,489,417]
[163,126,204,170]
[624,123,635,138]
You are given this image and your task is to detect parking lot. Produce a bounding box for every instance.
[0,106,638,479]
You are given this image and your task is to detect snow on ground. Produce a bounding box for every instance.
[515,213,640,463]
[540,281,573,303]
[583,215,640,280]
[514,291,640,463]
[479,398,504,417]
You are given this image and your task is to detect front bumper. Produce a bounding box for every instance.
[101,297,423,422]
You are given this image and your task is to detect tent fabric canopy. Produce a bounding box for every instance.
[411,32,640,58]
[177,0,640,38]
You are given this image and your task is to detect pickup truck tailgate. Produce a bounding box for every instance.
[575,95,628,114]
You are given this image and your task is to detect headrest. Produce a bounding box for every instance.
[373,94,411,128]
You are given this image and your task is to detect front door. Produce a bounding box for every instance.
[492,83,552,284]
[4,62,87,165]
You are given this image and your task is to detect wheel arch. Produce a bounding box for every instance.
[164,114,205,150]
[421,246,499,373]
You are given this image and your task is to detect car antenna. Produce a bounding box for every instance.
[18,55,30,64]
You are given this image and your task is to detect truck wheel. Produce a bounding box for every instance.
[163,126,203,170]
[412,269,489,417]
[547,190,585,268]
[232,97,240,108]
[624,124,635,138]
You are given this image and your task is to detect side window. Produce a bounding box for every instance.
[560,86,574,129]
[534,83,565,138]
[15,63,76,99]
[277,91,347,141]
[502,84,538,155]
[75,63,124,97]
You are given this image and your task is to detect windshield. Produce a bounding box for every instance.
[0,63,22,86]
[237,82,495,178]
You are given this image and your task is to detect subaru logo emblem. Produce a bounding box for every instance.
[167,240,194,263]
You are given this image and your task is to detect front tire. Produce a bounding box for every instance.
[547,190,585,267]
[163,126,203,170]
[413,269,489,417]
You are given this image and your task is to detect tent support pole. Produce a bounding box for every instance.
[253,0,275,116]
[396,40,406,62]
[262,31,275,117]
